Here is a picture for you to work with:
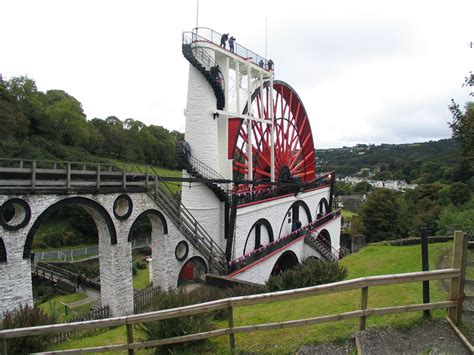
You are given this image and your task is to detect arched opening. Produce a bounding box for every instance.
[278,201,312,238]
[128,210,168,290]
[178,256,207,286]
[243,218,274,255]
[318,229,332,247]
[270,250,299,276]
[317,198,329,219]
[24,197,116,318]
[0,237,7,263]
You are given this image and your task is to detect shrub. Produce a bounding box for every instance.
[137,289,214,354]
[132,263,138,276]
[266,257,348,292]
[1,304,55,354]
[135,260,147,270]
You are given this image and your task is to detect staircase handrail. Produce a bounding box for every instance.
[307,212,342,259]
[183,32,224,81]
[148,167,227,269]
[187,155,229,194]
[228,210,341,272]
[188,27,270,69]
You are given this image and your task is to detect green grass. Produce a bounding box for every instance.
[112,160,183,194]
[39,293,88,322]
[209,242,452,353]
[133,263,151,290]
[341,209,356,218]
[47,242,453,353]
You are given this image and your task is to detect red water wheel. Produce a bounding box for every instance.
[229,80,316,187]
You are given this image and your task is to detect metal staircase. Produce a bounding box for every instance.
[182,33,225,110]
[186,155,229,202]
[147,168,227,274]
[304,235,338,261]
[175,142,229,202]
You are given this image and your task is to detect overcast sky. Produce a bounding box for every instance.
[2,0,473,148]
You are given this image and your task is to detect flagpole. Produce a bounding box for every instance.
[196,0,199,32]
[265,17,268,59]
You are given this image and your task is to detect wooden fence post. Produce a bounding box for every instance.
[228,304,235,354]
[96,164,101,189]
[66,162,71,189]
[448,231,467,324]
[145,166,149,189]
[126,323,134,355]
[31,160,36,189]
[122,165,127,190]
[360,286,368,330]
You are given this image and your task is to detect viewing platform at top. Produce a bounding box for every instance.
[182,27,273,75]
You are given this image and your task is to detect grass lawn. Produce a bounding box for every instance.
[47,242,453,353]
[112,160,183,194]
[38,293,88,322]
[341,209,356,218]
[133,263,151,290]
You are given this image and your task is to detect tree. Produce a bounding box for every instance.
[335,182,353,196]
[411,198,441,236]
[0,83,29,139]
[448,101,473,161]
[448,182,472,205]
[360,189,404,242]
[4,76,46,135]
[353,181,372,194]
[449,62,473,162]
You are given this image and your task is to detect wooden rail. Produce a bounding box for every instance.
[0,158,152,193]
[0,233,467,355]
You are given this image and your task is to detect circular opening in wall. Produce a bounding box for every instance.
[0,198,31,231]
[175,241,189,261]
[113,194,133,220]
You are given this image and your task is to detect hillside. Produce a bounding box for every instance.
[316,139,466,183]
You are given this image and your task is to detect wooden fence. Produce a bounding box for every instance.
[0,232,468,355]
[51,306,110,344]
[133,286,161,314]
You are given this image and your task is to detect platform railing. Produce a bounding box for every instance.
[228,210,341,273]
[0,158,151,192]
[183,32,224,79]
[187,155,229,194]
[191,27,270,69]
[148,167,227,274]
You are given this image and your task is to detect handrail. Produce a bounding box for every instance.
[228,210,340,272]
[148,167,226,269]
[187,155,229,194]
[190,27,270,69]
[0,268,462,354]
[182,32,224,83]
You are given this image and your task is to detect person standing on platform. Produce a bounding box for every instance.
[220,33,229,48]
[267,59,274,70]
[229,36,235,53]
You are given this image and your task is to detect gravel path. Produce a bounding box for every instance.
[297,319,470,354]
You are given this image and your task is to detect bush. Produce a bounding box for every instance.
[135,260,147,270]
[266,258,348,292]
[137,289,214,354]
[132,263,138,276]
[1,304,55,354]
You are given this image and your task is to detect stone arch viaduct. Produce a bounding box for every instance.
[0,159,224,316]
[0,158,342,317]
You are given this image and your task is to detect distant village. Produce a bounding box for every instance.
[339,174,418,192]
